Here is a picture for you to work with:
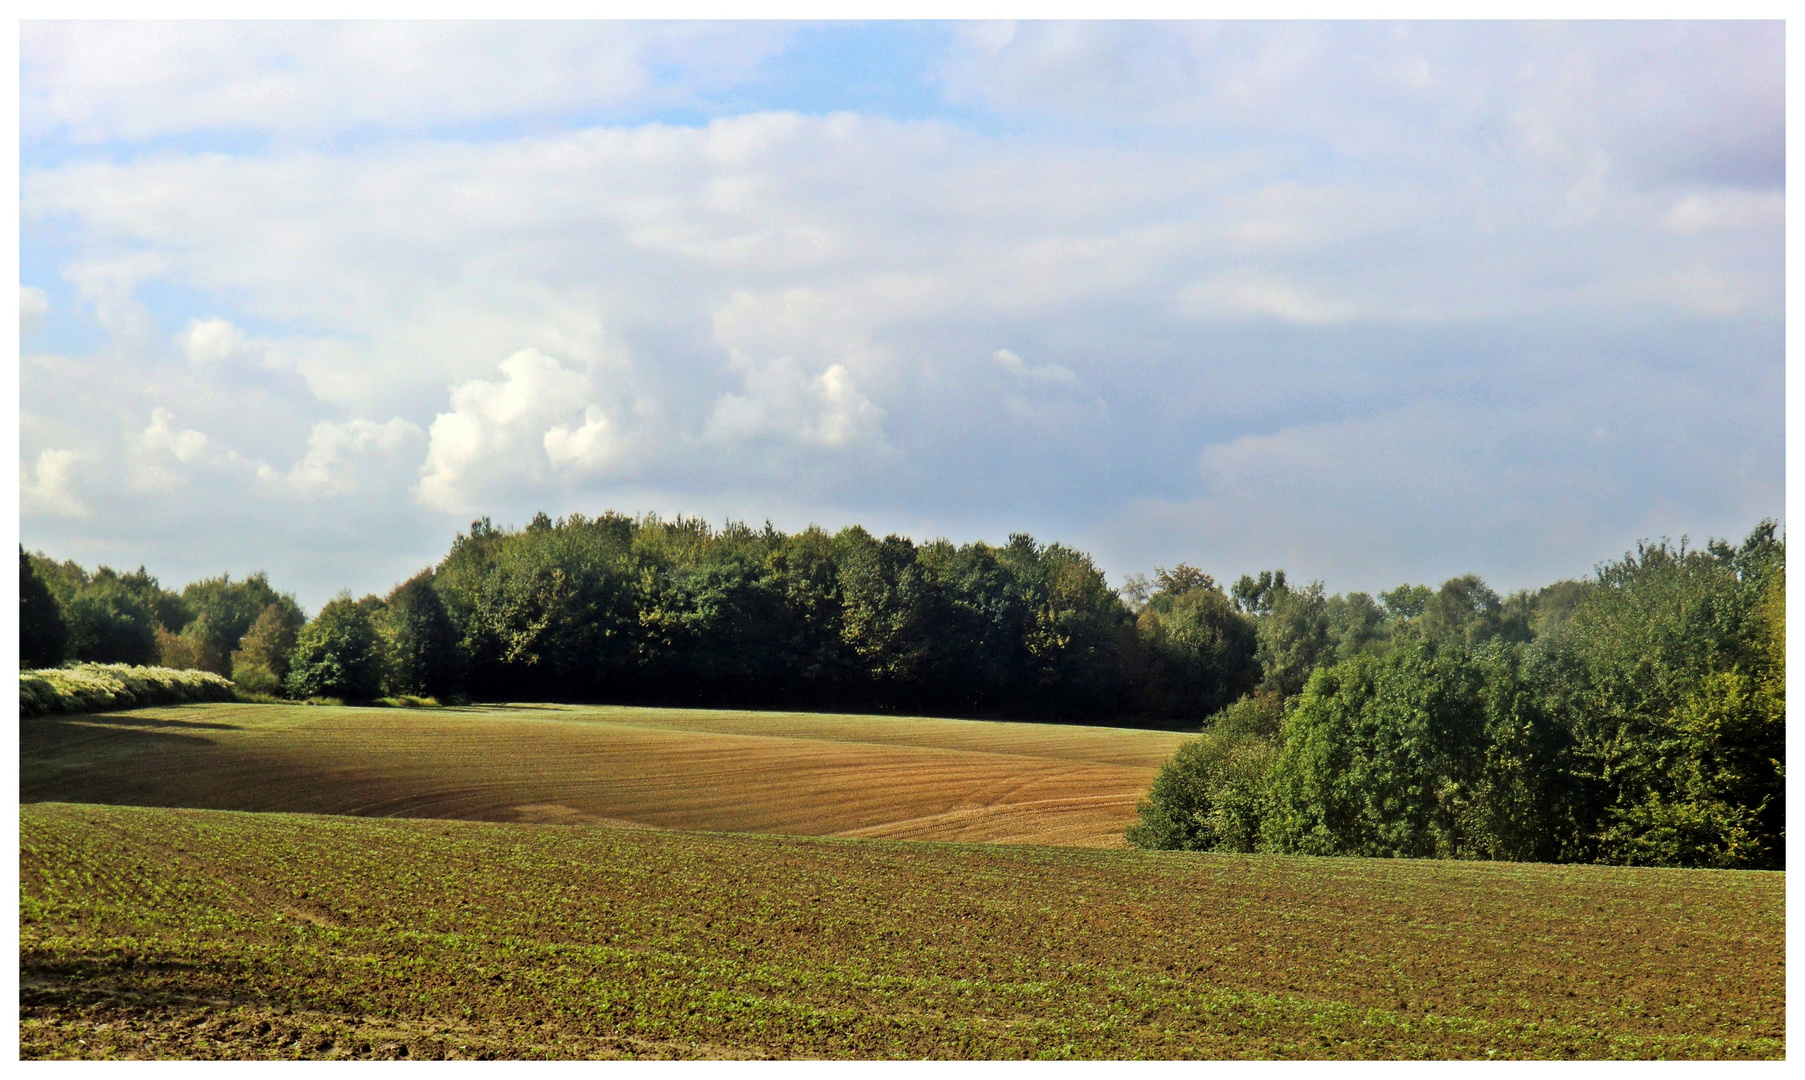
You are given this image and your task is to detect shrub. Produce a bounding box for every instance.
[20,663,237,717]
[1126,727,1277,853]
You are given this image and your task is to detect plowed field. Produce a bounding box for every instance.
[21,803,1784,1060]
[21,703,1190,847]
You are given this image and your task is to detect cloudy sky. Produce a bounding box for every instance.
[19,20,1784,612]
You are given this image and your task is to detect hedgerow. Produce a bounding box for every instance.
[19,663,237,717]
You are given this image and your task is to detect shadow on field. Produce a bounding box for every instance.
[20,716,226,765]
[32,711,245,732]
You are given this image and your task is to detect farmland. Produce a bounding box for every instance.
[21,802,1783,1060]
[18,702,1787,1059]
[21,702,1189,846]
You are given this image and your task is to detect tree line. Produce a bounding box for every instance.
[1127,522,1784,871]
[19,513,1782,869]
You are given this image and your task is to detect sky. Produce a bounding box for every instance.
[18,20,1785,613]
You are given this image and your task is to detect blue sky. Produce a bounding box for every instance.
[19,21,1785,612]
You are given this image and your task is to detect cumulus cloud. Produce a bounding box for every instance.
[178,316,251,368]
[418,348,614,512]
[129,407,212,492]
[543,406,615,470]
[20,449,90,519]
[705,355,885,451]
[260,418,425,498]
[138,406,208,461]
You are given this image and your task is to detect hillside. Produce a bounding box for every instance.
[21,702,1190,847]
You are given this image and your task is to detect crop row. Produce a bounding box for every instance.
[20,803,1785,1060]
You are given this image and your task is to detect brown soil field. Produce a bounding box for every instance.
[21,702,1191,847]
[21,803,1784,1060]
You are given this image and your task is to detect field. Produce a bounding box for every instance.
[19,703,1787,1059]
[22,702,1189,846]
[21,802,1783,1060]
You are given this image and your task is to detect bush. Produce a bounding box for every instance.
[20,663,237,717]
[1126,727,1277,853]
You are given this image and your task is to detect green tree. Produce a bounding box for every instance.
[19,546,69,668]
[1129,565,1258,719]
[1550,522,1784,869]
[174,573,304,676]
[229,602,306,695]
[285,594,383,700]
[60,569,161,665]
[1262,639,1572,862]
[1253,580,1330,697]
[376,572,461,699]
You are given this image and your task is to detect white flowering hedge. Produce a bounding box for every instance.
[20,663,237,717]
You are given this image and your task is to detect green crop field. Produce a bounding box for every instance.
[21,801,1783,1060]
[18,703,1787,1060]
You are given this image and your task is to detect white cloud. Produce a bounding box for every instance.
[139,407,208,462]
[1660,190,1786,235]
[260,417,424,498]
[22,22,790,144]
[543,406,615,470]
[418,348,611,512]
[21,286,49,334]
[940,22,1783,189]
[1177,272,1357,326]
[705,355,884,451]
[992,349,1075,383]
[129,407,211,492]
[20,449,90,519]
[16,24,1782,608]
[178,316,250,367]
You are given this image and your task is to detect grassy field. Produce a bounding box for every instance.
[21,802,1783,1060]
[22,702,1189,847]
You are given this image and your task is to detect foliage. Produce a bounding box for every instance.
[375,573,461,699]
[285,594,383,701]
[22,512,1785,870]
[20,546,69,668]
[1546,523,1784,869]
[1252,580,1331,697]
[1126,566,1258,718]
[165,573,305,676]
[1126,725,1276,853]
[1262,640,1572,862]
[28,555,171,666]
[430,513,1135,718]
[230,603,305,695]
[1136,521,1783,871]
[19,662,237,716]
